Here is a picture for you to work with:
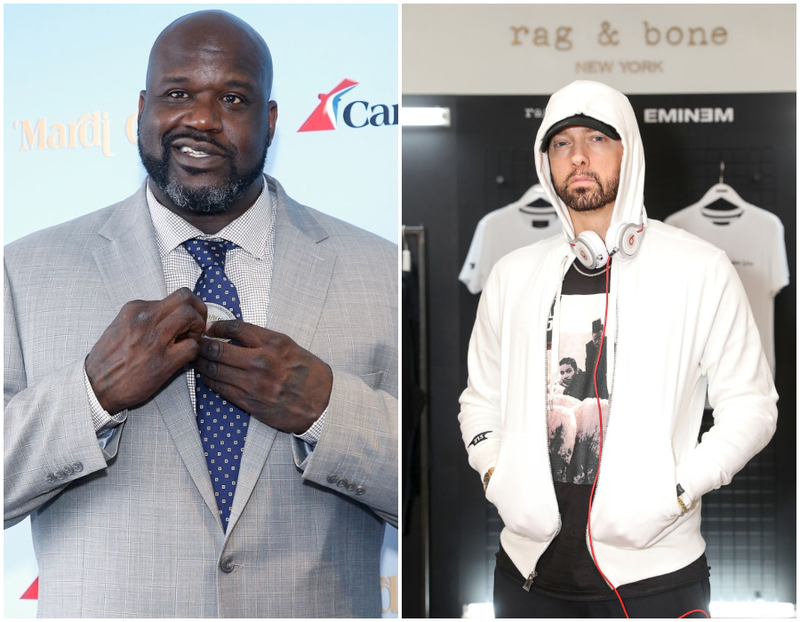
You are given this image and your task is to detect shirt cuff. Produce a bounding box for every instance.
[294,407,328,447]
[84,368,127,433]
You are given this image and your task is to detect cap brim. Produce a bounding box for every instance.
[541,114,621,152]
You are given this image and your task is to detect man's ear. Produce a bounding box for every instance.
[267,100,278,146]
[138,90,146,122]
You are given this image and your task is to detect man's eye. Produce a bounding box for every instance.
[168,91,188,99]
[222,94,243,104]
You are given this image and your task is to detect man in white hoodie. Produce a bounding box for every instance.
[459,81,778,617]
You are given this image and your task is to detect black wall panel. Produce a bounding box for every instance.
[402,92,795,617]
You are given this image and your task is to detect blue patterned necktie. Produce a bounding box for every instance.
[184,238,250,531]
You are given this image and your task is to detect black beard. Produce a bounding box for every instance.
[555,170,620,213]
[138,129,267,215]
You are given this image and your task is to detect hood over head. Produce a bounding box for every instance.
[534,80,647,241]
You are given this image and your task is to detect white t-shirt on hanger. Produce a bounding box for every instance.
[665,203,789,376]
[459,205,562,294]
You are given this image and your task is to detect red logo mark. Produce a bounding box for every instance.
[21,577,38,600]
[298,79,359,132]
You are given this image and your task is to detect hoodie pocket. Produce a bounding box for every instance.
[485,433,560,542]
[589,435,684,549]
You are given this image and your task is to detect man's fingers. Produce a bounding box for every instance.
[204,320,275,345]
[157,302,207,345]
[204,320,241,341]
[167,335,203,367]
[196,356,246,390]
[198,338,261,373]
[168,287,208,317]
[145,288,207,324]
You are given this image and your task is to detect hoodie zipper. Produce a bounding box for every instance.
[524,265,567,592]
[584,273,620,590]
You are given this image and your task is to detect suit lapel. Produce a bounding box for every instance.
[226,176,336,535]
[94,184,166,306]
[93,183,223,530]
[266,177,336,347]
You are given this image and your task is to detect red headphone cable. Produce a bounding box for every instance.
[586,257,630,617]
[585,256,708,619]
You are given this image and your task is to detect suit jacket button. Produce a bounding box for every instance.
[355,486,366,496]
[54,470,65,480]
[327,474,339,484]
[220,557,235,573]
[346,482,357,493]
[63,465,74,476]
[336,477,348,488]
[45,474,56,483]
[72,462,83,472]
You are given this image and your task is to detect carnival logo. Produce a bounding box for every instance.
[298,79,398,132]
[298,79,359,132]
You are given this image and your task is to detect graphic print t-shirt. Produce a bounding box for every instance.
[547,271,610,487]
[536,262,613,596]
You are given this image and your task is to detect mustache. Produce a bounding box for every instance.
[162,131,236,158]
[567,169,601,184]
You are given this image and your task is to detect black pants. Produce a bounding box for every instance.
[494,563,711,618]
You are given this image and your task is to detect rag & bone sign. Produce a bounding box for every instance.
[510,20,728,76]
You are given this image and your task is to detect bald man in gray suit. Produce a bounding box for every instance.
[4,10,397,618]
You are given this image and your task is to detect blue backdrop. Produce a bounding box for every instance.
[4,3,398,617]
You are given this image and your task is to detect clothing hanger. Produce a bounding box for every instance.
[402,226,412,272]
[510,183,555,214]
[694,161,748,216]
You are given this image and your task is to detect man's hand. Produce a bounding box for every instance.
[196,321,333,435]
[85,288,207,414]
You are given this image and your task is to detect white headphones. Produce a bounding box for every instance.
[570,222,645,269]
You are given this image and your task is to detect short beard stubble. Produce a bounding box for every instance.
[138,129,268,215]
[555,169,620,213]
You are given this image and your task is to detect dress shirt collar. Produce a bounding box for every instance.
[146,175,275,259]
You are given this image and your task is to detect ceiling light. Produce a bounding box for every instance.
[402,107,451,127]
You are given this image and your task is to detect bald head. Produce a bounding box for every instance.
[137,9,278,230]
[147,10,273,99]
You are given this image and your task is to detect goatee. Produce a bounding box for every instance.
[555,170,620,213]
[138,128,267,215]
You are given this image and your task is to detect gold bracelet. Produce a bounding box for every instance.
[677,496,687,515]
[483,467,495,492]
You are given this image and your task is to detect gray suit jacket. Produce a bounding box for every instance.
[4,177,398,617]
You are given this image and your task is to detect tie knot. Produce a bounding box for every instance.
[184,239,237,270]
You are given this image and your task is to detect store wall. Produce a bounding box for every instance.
[402,4,795,618]
[4,4,398,618]
[403,4,795,95]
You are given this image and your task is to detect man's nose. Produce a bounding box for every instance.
[182,95,222,131]
[570,145,588,166]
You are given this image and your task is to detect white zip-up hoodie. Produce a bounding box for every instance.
[458,80,778,589]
